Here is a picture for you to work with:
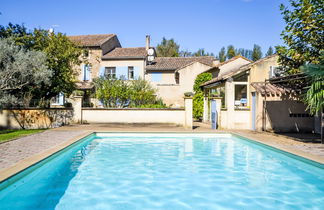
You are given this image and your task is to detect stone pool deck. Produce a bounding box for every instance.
[0,123,323,182]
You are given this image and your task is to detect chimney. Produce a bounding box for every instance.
[146,35,150,51]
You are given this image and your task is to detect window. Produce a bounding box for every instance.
[234,84,247,107]
[128,66,134,80]
[175,72,179,84]
[105,67,116,79]
[269,66,281,78]
[53,92,64,105]
[83,49,89,58]
[83,64,91,81]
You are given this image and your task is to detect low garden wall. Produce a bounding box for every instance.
[0,108,74,129]
[82,108,186,125]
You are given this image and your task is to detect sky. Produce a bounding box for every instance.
[0,0,289,55]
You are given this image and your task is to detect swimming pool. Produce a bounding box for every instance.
[0,133,323,209]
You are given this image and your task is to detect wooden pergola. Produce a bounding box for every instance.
[263,73,323,143]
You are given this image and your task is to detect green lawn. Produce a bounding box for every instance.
[0,129,45,143]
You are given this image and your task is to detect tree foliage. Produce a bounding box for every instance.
[156,37,180,57]
[276,0,324,74]
[218,47,226,62]
[93,77,166,108]
[237,48,253,60]
[0,23,83,98]
[252,44,262,61]
[193,48,214,57]
[226,45,237,59]
[0,38,52,108]
[193,73,212,119]
[301,54,324,114]
[266,46,274,56]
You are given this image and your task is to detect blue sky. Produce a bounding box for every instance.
[1,0,288,55]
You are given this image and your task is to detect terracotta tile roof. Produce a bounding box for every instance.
[68,34,116,47]
[201,64,249,87]
[201,55,277,87]
[102,47,147,59]
[217,55,252,68]
[251,82,293,96]
[146,56,215,71]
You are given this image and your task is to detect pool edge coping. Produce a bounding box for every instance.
[0,131,93,183]
[230,131,324,165]
[0,131,323,182]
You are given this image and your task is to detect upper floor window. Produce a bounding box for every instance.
[128,66,134,80]
[175,72,179,84]
[83,49,89,58]
[269,66,281,78]
[105,67,116,79]
[83,64,91,81]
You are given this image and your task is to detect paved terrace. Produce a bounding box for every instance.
[0,123,323,181]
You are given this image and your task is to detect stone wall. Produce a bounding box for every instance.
[0,108,74,129]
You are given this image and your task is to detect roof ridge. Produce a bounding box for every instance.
[113,47,146,49]
[155,56,215,59]
[67,33,115,37]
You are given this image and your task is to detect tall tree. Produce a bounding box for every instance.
[179,50,193,57]
[276,0,324,74]
[193,48,214,57]
[252,44,262,61]
[237,48,253,60]
[0,23,83,99]
[0,38,52,107]
[226,45,236,59]
[218,47,226,62]
[266,46,274,56]
[156,37,180,57]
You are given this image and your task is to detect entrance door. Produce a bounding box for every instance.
[211,99,217,129]
[252,92,256,130]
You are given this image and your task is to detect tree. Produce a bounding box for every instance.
[193,73,212,119]
[0,23,83,99]
[0,38,52,108]
[218,47,226,62]
[226,45,236,59]
[301,55,324,115]
[180,50,193,57]
[266,46,274,56]
[237,48,253,60]
[193,48,214,57]
[276,0,324,74]
[156,37,180,57]
[252,44,262,61]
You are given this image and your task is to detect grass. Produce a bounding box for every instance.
[0,129,45,143]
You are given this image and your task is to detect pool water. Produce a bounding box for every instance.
[0,133,323,209]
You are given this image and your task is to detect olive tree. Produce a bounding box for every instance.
[0,38,52,108]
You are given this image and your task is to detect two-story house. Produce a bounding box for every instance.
[67,34,218,107]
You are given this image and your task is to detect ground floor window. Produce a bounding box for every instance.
[128,66,134,80]
[53,92,64,105]
[234,84,247,107]
[105,67,116,79]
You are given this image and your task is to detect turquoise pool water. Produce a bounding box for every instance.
[0,133,323,209]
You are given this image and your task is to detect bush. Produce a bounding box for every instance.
[93,77,166,108]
